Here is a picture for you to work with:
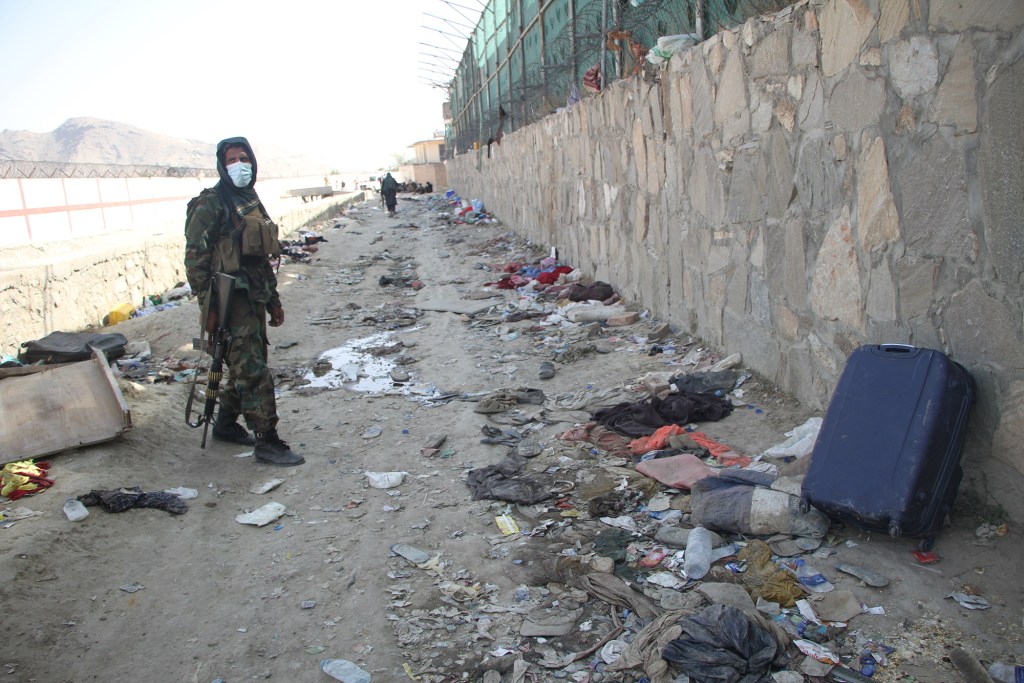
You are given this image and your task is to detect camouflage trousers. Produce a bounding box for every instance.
[218,292,278,433]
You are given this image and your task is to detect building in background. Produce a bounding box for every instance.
[399,137,448,191]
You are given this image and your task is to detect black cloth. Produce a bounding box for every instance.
[566,281,615,302]
[661,604,780,683]
[78,487,188,515]
[465,457,553,504]
[383,189,397,210]
[592,391,735,437]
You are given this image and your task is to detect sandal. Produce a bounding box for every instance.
[473,389,518,414]
[539,361,556,380]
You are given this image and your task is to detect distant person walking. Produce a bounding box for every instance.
[183,136,305,467]
[381,172,398,217]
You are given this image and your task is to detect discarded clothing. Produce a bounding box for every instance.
[78,487,189,515]
[629,424,687,455]
[670,370,740,396]
[661,604,781,683]
[635,453,717,490]
[566,281,615,302]
[691,472,829,538]
[0,460,54,499]
[465,458,554,504]
[594,392,735,437]
[688,431,751,467]
[558,422,633,457]
[535,265,574,285]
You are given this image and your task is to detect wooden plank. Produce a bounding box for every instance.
[0,350,132,463]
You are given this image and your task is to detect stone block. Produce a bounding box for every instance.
[811,206,864,330]
[856,136,901,252]
[878,0,910,43]
[766,216,809,308]
[799,70,826,131]
[979,58,1024,292]
[895,255,940,321]
[774,303,801,341]
[867,262,898,322]
[897,132,971,258]
[691,62,715,135]
[727,149,765,225]
[752,24,793,77]
[762,126,796,220]
[792,25,819,68]
[829,68,886,132]
[929,0,1024,32]
[888,36,939,100]
[819,0,875,78]
[689,148,727,225]
[775,99,797,132]
[944,280,1024,369]
[714,48,749,132]
[991,380,1024,476]
[929,37,977,133]
[795,132,844,218]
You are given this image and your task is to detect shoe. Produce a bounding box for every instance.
[254,431,305,467]
[212,411,256,446]
[515,387,546,405]
[539,361,556,380]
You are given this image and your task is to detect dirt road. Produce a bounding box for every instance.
[1,194,1020,683]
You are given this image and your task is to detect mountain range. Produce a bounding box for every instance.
[0,117,329,177]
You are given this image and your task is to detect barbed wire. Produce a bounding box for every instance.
[0,160,214,180]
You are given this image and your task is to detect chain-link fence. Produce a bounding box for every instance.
[446,0,793,157]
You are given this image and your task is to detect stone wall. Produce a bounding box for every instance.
[447,0,1024,509]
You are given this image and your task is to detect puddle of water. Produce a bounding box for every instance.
[304,330,422,395]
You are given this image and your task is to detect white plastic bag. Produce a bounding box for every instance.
[365,471,407,489]
[762,417,823,459]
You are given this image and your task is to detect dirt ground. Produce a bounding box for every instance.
[1,193,1021,683]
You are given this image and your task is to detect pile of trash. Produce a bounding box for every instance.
[438,190,498,225]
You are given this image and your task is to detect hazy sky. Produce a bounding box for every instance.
[0,0,478,170]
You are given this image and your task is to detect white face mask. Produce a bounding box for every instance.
[226,161,253,188]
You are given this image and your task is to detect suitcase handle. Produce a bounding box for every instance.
[872,344,922,359]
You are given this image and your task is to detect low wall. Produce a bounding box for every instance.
[447,0,1024,513]
[0,187,365,357]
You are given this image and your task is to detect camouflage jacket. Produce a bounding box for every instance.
[184,189,281,309]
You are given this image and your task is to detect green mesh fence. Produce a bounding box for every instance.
[447,0,791,156]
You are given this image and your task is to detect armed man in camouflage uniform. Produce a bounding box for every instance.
[184,136,304,467]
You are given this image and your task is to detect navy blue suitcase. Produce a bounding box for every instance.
[800,344,974,550]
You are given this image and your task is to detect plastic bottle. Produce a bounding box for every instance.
[63,498,89,522]
[683,526,713,579]
[792,558,834,593]
[320,659,371,683]
[987,663,1024,683]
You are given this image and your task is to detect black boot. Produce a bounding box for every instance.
[212,410,256,446]
[254,431,305,467]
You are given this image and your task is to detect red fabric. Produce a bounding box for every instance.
[536,266,574,285]
[502,262,524,273]
[629,424,686,455]
[688,431,752,467]
[6,461,54,500]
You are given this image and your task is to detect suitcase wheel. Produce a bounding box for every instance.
[799,497,810,515]
[918,536,935,552]
[888,521,902,538]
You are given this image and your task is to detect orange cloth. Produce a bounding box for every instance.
[688,431,752,467]
[629,424,686,455]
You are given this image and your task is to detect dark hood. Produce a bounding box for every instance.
[214,136,261,217]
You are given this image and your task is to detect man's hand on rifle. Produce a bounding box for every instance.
[269,305,285,327]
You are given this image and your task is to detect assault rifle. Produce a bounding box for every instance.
[185,272,236,448]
